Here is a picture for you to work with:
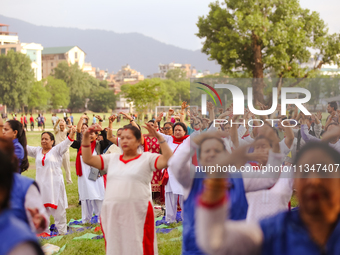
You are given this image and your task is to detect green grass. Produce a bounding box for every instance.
[23,128,182,254]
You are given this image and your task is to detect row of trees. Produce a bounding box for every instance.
[121,69,190,115]
[0,51,116,112]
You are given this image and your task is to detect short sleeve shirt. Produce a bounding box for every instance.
[100,152,161,201]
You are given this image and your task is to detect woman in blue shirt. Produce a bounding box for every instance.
[0,116,29,173]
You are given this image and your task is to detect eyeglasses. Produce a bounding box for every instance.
[163,127,171,130]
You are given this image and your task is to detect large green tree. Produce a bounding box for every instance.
[166,69,188,82]
[88,87,116,112]
[197,0,340,103]
[27,81,51,111]
[44,76,70,109]
[53,62,95,111]
[121,80,162,114]
[0,50,35,110]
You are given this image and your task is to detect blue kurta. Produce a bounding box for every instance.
[183,173,248,255]
[260,209,340,255]
[10,173,35,225]
[0,210,43,255]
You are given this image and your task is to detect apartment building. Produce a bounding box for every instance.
[42,46,85,78]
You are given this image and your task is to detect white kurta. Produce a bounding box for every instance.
[27,138,73,209]
[100,152,161,255]
[159,133,185,195]
[78,150,105,201]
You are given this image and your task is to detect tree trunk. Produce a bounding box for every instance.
[251,32,265,105]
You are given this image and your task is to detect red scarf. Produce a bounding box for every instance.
[172,135,190,144]
[76,140,96,177]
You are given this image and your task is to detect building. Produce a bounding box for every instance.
[83,62,96,77]
[96,68,108,80]
[0,24,43,81]
[42,46,86,78]
[0,23,20,53]
[301,55,340,75]
[21,43,44,81]
[115,64,144,83]
[152,62,198,79]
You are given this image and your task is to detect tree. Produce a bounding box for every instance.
[165,69,188,82]
[44,76,70,109]
[88,87,116,112]
[53,62,94,111]
[196,0,340,103]
[121,80,162,114]
[99,80,108,89]
[27,81,51,111]
[0,50,35,110]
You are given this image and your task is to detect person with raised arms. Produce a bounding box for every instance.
[167,125,283,255]
[53,119,73,184]
[26,127,76,235]
[196,141,340,255]
[81,123,173,255]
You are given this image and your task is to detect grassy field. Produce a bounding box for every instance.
[22,112,182,254]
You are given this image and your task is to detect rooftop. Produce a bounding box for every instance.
[42,46,83,55]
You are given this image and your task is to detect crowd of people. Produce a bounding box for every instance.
[1,99,340,254]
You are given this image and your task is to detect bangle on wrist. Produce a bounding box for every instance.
[82,145,90,148]
[130,119,134,122]
[99,120,103,122]
[159,140,166,144]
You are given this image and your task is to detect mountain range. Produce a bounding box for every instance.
[0,15,221,76]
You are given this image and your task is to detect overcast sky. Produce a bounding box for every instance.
[1,0,340,50]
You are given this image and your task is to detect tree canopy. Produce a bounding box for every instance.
[196,0,340,102]
[27,81,51,111]
[53,62,94,110]
[44,76,70,109]
[121,79,162,114]
[88,87,116,112]
[165,69,188,82]
[0,51,35,110]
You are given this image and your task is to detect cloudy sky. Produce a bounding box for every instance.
[1,0,340,50]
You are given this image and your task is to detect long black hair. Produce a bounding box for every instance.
[7,120,29,172]
[0,148,15,210]
[41,132,56,147]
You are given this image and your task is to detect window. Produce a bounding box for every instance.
[58,54,65,60]
[75,52,78,59]
[51,62,53,67]
[0,48,5,55]
[11,47,16,52]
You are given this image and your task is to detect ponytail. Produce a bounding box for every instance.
[7,120,29,172]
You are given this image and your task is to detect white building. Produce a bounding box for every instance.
[153,62,198,79]
[0,24,44,81]
[42,46,86,78]
[21,43,44,81]
[301,55,340,75]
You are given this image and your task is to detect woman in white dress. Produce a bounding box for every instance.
[81,123,173,255]
[73,123,106,224]
[157,121,189,223]
[27,127,76,235]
